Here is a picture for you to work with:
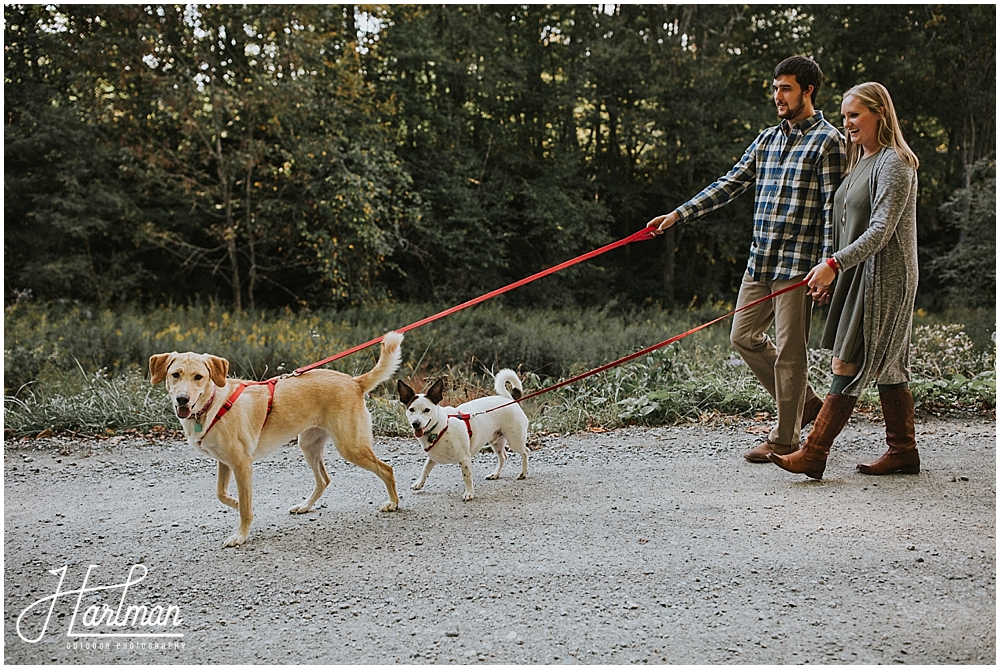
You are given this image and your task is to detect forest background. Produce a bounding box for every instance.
[3,4,996,436]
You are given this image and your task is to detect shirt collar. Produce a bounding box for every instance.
[780,111,825,137]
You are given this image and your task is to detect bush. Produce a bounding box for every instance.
[2,300,734,394]
[4,302,994,437]
[909,324,994,379]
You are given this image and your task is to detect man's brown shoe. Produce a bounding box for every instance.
[743,439,796,463]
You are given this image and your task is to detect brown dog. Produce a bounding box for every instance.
[149,332,403,547]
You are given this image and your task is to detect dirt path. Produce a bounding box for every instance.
[4,414,995,664]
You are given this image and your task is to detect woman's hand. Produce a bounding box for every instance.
[806,261,837,305]
[644,211,679,236]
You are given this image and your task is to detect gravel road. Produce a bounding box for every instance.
[4,413,995,664]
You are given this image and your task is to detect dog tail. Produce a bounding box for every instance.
[493,369,523,400]
[355,331,404,395]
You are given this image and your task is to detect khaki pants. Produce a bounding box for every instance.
[730,272,820,446]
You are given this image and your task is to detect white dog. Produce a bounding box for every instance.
[398,370,529,500]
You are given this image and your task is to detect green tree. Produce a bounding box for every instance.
[26,4,418,309]
[4,5,144,306]
[5,4,994,312]
[927,159,996,308]
[370,5,613,306]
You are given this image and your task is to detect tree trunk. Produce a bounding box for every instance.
[661,226,676,305]
[215,132,242,311]
[226,233,242,311]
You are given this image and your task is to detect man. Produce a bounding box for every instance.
[647,55,846,463]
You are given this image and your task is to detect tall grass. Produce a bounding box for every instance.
[2,300,739,392]
[4,302,995,437]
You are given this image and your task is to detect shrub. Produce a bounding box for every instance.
[909,324,994,379]
[4,303,994,437]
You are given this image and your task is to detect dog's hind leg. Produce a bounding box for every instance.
[290,427,331,514]
[507,427,530,480]
[412,457,435,490]
[216,462,240,509]
[485,434,508,480]
[333,426,400,512]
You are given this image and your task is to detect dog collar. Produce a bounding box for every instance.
[422,419,446,451]
[187,390,217,433]
[423,413,473,452]
[424,425,448,452]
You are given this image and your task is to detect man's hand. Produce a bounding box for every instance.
[644,211,680,236]
[806,261,836,305]
[809,284,833,305]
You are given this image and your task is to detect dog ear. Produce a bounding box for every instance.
[426,378,445,405]
[149,353,175,385]
[397,379,415,406]
[205,355,229,388]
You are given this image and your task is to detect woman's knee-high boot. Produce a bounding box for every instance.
[857,386,920,475]
[768,394,857,480]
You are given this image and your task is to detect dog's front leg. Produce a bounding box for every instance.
[216,462,239,509]
[459,458,475,501]
[412,457,435,491]
[223,462,254,547]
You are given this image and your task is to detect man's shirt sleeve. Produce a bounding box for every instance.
[816,133,847,259]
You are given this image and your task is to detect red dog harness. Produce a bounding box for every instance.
[424,412,474,452]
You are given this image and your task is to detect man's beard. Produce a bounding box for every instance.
[778,95,806,120]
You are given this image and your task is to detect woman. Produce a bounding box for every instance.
[769,81,920,480]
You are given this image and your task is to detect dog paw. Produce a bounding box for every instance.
[222,533,247,548]
[380,501,399,512]
[485,473,500,480]
[411,482,424,491]
[288,504,312,515]
[516,472,527,480]
[462,492,475,501]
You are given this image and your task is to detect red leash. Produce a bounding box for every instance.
[294,228,656,375]
[482,278,810,414]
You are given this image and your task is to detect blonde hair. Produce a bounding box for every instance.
[843,81,920,173]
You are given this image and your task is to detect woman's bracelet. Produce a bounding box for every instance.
[826,257,839,275]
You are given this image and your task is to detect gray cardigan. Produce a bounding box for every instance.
[832,149,919,395]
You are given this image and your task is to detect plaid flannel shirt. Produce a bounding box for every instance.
[675,112,846,280]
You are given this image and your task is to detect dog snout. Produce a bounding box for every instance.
[176,395,190,407]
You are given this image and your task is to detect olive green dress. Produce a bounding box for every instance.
[822,149,919,396]
[821,152,879,365]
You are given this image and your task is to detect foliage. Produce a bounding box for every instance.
[4,6,145,306]
[926,159,996,309]
[909,324,996,380]
[1,299,734,394]
[4,365,177,436]
[4,5,995,311]
[5,4,420,309]
[4,303,993,437]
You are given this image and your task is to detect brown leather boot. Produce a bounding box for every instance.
[857,387,920,475]
[768,394,857,480]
